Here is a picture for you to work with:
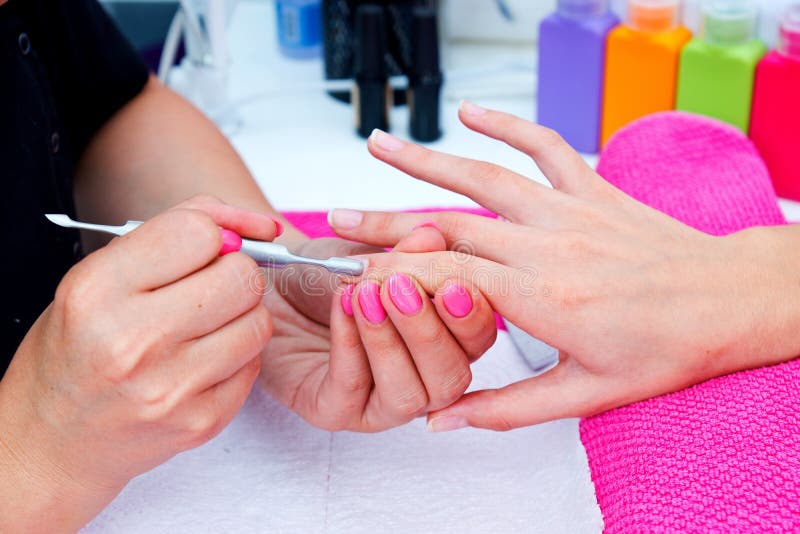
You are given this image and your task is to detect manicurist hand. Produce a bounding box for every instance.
[258,228,498,432]
[328,102,800,432]
[0,196,280,533]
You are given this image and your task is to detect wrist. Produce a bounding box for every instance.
[0,350,122,532]
[717,226,800,371]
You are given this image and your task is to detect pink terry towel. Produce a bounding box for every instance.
[582,112,800,532]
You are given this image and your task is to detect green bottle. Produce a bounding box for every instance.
[676,0,766,132]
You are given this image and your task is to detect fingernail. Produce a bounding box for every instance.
[369,129,405,152]
[271,217,284,237]
[442,282,473,318]
[387,273,422,316]
[341,284,355,316]
[427,415,469,433]
[219,229,243,256]
[358,281,387,324]
[328,209,364,230]
[460,100,488,117]
[413,220,440,231]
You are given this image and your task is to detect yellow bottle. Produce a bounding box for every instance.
[601,0,692,146]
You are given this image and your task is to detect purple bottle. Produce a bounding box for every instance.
[537,0,619,153]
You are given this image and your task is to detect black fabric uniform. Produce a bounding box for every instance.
[0,0,149,374]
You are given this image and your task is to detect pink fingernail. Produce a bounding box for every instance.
[358,282,387,324]
[271,217,284,237]
[460,100,488,117]
[219,229,243,255]
[369,129,405,152]
[341,284,355,316]
[387,273,422,316]
[427,415,469,432]
[413,220,440,231]
[442,283,473,318]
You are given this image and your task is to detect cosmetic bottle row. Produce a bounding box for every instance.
[538,0,800,201]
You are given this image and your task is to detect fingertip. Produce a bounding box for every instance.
[340,284,355,317]
[426,413,469,433]
[439,281,473,319]
[270,217,284,238]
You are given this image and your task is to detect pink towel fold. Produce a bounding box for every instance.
[582,112,800,532]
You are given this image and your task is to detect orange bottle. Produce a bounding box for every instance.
[601,0,692,146]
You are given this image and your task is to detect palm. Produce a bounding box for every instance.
[257,238,376,428]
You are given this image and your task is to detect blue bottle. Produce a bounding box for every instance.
[537,0,619,153]
[275,0,322,59]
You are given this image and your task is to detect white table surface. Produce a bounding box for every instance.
[82,1,800,532]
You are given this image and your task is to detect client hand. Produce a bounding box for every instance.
[328,102,800,432]
[259,229,497,432]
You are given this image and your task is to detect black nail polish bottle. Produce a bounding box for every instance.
[354,4,390,138]
[408,6,442,142]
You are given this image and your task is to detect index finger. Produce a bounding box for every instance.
[367,129,560,224]
[457,101,599,196]
[175,194,283,241]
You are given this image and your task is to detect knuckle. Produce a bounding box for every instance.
[487,395,514,432]
[537,126,566,151]
[556,231,592,260]
[440,215,467,242]
[184,410,225,448]
[339,372,372,396]
[369,212,395,236]
[554,280,593,314]
[133,384,175,420]
[55,260,108,321]
[391,388,429,419]
[247,306,273,350]
[473,161,507,187]
[97,328,166,383]
[173,209,219,243]
[221,253,261,301]
[435,367,472,406]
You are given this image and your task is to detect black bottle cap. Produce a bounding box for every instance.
[354,4,387,81]
[410,6,441,79]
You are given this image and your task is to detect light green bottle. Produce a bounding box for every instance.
[676,0,766,132]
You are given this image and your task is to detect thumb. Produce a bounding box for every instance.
[425,358,600,431]
[393,221,447,254]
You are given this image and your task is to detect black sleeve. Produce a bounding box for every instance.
[27,0,151,156]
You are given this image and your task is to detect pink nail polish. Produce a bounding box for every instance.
[413,220,440,231]
[427,415,469,432]
[460,100,488,117]
[219,229,243,256]
[442,283,473,318]
[341,284,355,316]
[369,129,405,152]
[271,218,284,237]
[358,281,387,324]
[387,273,422,316]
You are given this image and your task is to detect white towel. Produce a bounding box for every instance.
[82,334,602,534]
